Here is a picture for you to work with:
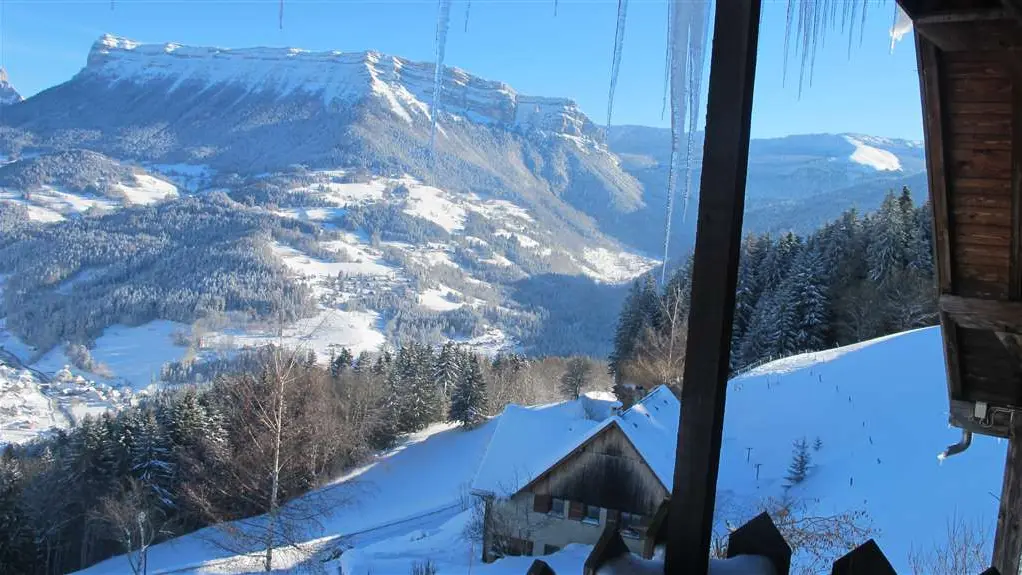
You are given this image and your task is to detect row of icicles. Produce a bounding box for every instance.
[265,0,912,283]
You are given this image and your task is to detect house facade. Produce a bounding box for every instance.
[471,385,679,563]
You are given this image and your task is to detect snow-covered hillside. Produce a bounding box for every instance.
[0,165,654,400]
[77,327,1005,573]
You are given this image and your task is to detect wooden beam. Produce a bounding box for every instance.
[664,1,761,573]
[950,398,1013,437]
[1011,60,1022,299]
[918,33,966,402]
[994,415,1022,575]
[941,294,1022,333]
[914,11,1022,52]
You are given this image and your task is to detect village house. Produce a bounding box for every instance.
[470,385,679,563]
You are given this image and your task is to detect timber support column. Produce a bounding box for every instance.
[994,414,1022,575]
[664,0,762,573]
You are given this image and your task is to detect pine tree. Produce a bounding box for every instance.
[434,342,461,399]
[0,451,30,571]
[449,354,487,427]
[353,351,371,373]
[786,248,829,353]
[330,348,353,377]
[130,410,175,511]
[866,191,908,284]
[786,437,812,486]
[609,280,646,383]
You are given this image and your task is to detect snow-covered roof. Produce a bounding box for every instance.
[470,385,680,497]
[470,399,604,496]
[616,385,680,490]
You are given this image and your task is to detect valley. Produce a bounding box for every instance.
[0,35,926,398]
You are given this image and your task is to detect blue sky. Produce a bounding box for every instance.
[3,0,922,140]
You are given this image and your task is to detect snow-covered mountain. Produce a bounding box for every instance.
[86,35,602,143]
[607,127,928,253]
[0,68,22,106]
[75,328,1004,574]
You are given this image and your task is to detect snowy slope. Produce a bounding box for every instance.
[718,327,1004,569]
[78,328,1006,573]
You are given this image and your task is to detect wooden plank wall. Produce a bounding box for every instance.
[528,425,669,516]
[945,51,1013,300]
[926,42,1022,408]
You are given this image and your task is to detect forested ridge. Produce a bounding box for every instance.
[610,187,937,393]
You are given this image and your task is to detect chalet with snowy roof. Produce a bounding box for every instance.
[470,385,679,563]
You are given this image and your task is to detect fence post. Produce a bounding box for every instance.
[726,512,792,575]
[584,524,630,575]
[526,559,556,575]
[831,539,896,575]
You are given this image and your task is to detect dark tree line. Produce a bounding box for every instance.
[0,342,603,573]
[610,187,936,392]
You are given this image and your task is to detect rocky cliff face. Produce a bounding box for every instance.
[84,35,602,143]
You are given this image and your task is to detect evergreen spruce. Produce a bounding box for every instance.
[786,437,812,486]
[434,342,461,399]
[449,355,487,427]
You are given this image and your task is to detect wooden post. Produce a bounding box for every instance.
[527,559,556,575]
[994,59,1022,575]
[584,524,630,575]
[664,1,762,573]
[994,415,1022,575]
[831,539,896,575]
[726,512,791,575]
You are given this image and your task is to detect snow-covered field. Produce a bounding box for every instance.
[77,327,1006,573]
[0,173,178,222]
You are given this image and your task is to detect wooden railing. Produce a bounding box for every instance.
[516,511,1007,575]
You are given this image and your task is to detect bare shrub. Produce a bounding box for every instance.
[907,513,989,575]
[715,496,873,575]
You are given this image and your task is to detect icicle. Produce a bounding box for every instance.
[678,0,711,222]
[431,0,453,154]
[781,0,796,86]
[554,0,559,17]
[784,1,888,95]
[889,4,912,53]
[606,0,630,128]
[660,2,672,121]
[464,0,471,33]
[279,0,284,30]
[660,0,712,282]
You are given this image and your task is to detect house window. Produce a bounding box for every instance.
[568,500,585,520]
[620,512,646,539]
[533,494,552,514]
[507,537,533,556]
[582,504,600,525]
[550,497,566,517]
[543,544,561,555]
